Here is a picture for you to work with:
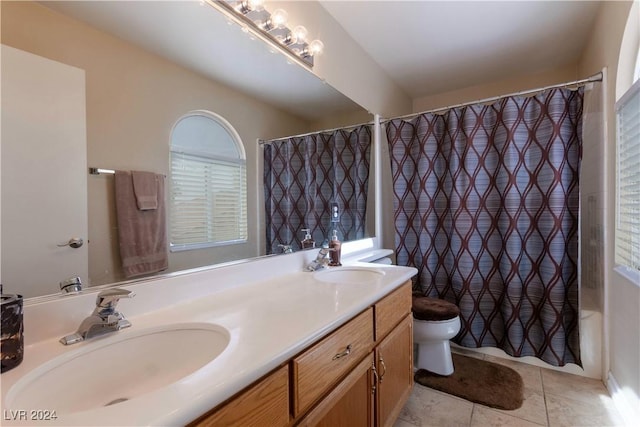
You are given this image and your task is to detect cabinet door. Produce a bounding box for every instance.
[297,353,374,427]
[375,315,413,427]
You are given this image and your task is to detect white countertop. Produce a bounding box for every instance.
[1,247,416,426]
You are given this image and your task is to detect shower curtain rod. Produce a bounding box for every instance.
[381,71,603,123]
[258,119,374,145]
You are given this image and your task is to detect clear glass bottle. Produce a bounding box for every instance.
[329,230,342,266]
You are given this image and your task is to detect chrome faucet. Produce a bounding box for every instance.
[278,244,294,254]
[306,245,333,271]
[59,288,135,345]
[59,276,83,294]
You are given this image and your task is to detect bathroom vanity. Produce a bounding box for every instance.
[191,281,412,426]
[0,245,417,426]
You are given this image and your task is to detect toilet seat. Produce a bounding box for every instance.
[412,295,460,321]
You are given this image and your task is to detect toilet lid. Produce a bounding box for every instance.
[412,295,460,321]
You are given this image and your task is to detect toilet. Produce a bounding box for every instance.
[412,294,461,376]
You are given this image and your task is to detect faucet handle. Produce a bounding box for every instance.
[278,244,293,254]
[60,276,83,293]
[96,288,135,309]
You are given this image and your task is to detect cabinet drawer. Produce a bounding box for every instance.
[190,365,289,427]
[375,281,411,341]
[292,308,374,416]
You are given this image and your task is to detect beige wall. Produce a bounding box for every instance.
[273,1,413,118]
[1,1,317,286]
[579,0,639,418]
[309,109,373,133]
[413,63,580,112]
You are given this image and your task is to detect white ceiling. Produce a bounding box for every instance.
[320,0,602,99]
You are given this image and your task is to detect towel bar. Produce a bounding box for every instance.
[89,168,115,175]
[89,168,165,177]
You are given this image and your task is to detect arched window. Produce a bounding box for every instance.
[169,111,247,251]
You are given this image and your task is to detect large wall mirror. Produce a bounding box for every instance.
[0,0,373,299]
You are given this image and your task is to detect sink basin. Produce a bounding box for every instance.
[314,267,386,284]
[6,323,230,414]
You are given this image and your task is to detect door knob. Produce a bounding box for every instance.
[57,237,84,248]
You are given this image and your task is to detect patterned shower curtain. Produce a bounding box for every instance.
[263,125,372,254]
[387,88,583,366]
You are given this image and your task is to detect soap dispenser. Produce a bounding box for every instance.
[301,228,315,249]
[328,230,342,266]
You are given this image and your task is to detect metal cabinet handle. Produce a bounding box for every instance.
[57,237,83,248]
[379,355,387,382]
[371,362,379,395]
[332,344,352,360]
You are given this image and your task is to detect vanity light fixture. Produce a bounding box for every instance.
[236,0,264,14]
[207,0,324,68]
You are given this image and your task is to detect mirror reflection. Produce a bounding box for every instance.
[0,0,372,299]
[262,125,373,255]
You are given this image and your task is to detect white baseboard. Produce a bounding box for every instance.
[607,372,640,426]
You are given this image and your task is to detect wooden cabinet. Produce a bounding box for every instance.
[373,284,413,427]
[297,354,375,427]
[297,281,413,427]
[292,308,374,416]
[189,281,413,427]
[375,315,413,427]
[189,365,289,427]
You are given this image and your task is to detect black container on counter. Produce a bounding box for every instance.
[1,291,24,373]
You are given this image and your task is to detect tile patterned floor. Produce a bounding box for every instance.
[395,348,625,427]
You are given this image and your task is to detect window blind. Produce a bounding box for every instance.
[170,152,247,251]
[616,78,640,271]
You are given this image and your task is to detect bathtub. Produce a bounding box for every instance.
[451,296,603,379]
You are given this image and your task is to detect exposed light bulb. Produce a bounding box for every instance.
[270,9,288,28]
[308,39,324,56]
[292,25,308,44]
[236,0,263,14]
[222,0,326,67]
[247,0,265,11]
